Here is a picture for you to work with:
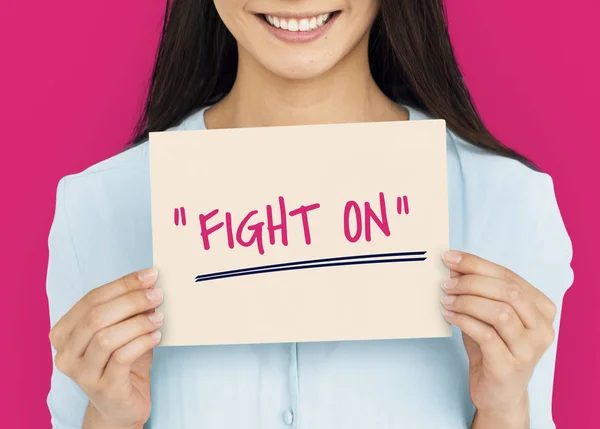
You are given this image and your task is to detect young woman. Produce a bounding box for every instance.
[45,0,573,428]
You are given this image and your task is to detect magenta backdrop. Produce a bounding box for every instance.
[1,1,598,428]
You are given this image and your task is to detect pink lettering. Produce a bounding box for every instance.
[236,210,265,255]
[343,201,362,243]
[225,211,235,249]
[364,192,390,241]
[198,209,223,250]
[289,203,320,245]
[266,196,288,246]
[198,197,320,255]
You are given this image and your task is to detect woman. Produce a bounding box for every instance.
[45,0,573,428]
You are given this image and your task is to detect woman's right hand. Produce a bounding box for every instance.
[49,268,164,429]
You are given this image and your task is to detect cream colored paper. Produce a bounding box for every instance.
[149,119,451,346]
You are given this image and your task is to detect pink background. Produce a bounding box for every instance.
[1,0,597,427]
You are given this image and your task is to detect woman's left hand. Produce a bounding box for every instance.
[440,250,557,424]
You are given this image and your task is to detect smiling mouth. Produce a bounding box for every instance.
[261,12,339,32]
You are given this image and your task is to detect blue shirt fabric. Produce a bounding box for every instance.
[45,104,574,429]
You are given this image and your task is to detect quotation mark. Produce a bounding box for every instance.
[174,207,187,226]
[397,195,410,215]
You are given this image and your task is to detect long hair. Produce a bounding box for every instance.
[128,0,537,170]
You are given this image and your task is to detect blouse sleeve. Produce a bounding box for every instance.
[45,177,89,428]
[522,173,574,429]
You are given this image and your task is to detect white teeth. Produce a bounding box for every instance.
[264,12,333,32]
[299,18,310,31]
[288,19,299,31]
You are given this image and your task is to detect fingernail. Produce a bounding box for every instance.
[151,331,162,342]
[442,278,458,290]
[441,295,456,306]
[443,250,462,265]
[148,311,164,323]
[138,268,157,284]
[442,309,455,318]
[146,288,163,301]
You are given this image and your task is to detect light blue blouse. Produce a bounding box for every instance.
[46,104,574,429]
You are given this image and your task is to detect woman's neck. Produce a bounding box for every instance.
[204,37,408,129]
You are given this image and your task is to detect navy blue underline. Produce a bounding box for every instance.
[194,251,426,280]
[194,251,427,283]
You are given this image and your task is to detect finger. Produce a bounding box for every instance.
[442,274,541,329]
[442,251,522,284]
[50,268,158,351]
[53,347,81,381]
[102,331,162,386]
[442,251,553,318]
[442,294,525,356]
[66,287,164,358]
[81,311,165,384]
[443,309,516,370]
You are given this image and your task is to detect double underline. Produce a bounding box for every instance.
[194,251,427,282]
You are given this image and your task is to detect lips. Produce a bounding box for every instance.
[257,10,340,43]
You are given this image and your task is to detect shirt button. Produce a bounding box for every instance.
[282,410,294,425]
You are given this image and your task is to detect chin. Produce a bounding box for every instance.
[269,64,335,81]
[258,53,340,81]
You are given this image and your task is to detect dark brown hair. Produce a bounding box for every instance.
[128,0,537,170]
